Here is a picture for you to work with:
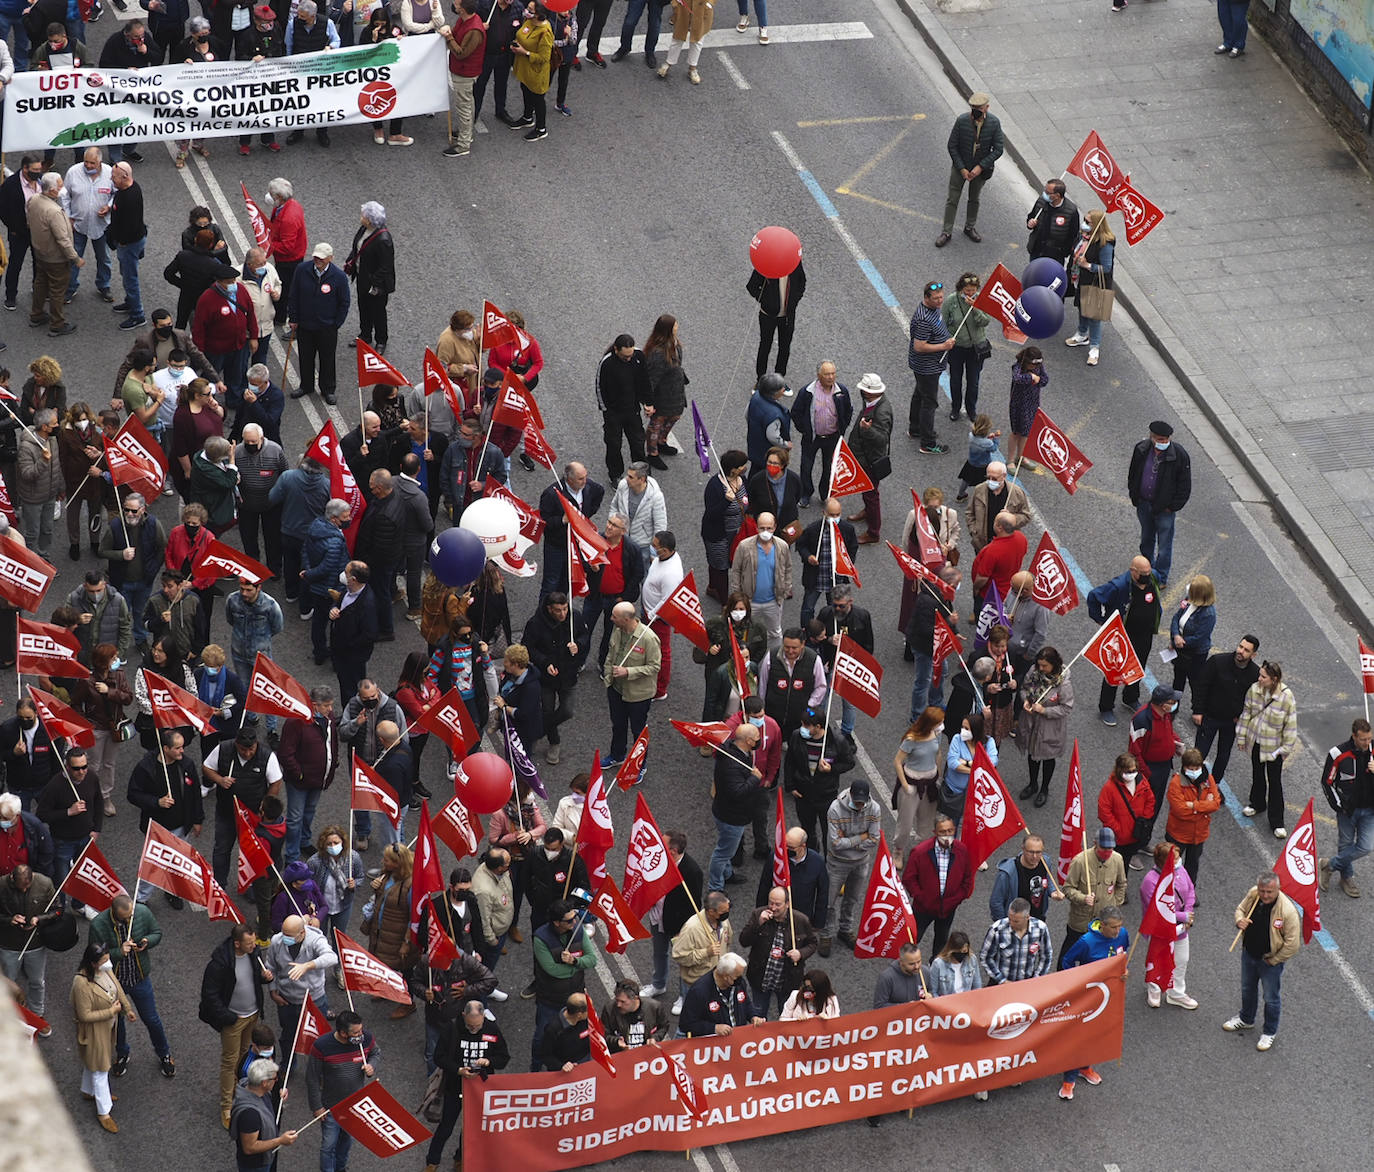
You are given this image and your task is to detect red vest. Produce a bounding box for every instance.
[449,13,487,77]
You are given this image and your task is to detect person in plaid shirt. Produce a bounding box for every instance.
[978,898,1053,984]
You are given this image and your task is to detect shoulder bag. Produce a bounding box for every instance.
[1079,269,1114,322]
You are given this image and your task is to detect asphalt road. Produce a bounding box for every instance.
[21,2,1373,1170]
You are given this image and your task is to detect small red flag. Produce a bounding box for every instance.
[240,182,270,250]
[351,754,401,829]
[886,539,955,601]
[1025,409,1093,494]
[137,821,210,907]
[143,668,219,735]
[335,929,411,1004]
[245,653,314,722]
[1029,531,1080,616]
[0,533,56,613]
[107,415,168,497]
[307,420,366,554]
[298,995,331,1050]
[522,421,557,471]
[584,996,618,1077]
[425,908,460,970]
[656,571,710,654]
[1272,798,1322,944]
[1359,637,1374,695]
[27,684,95,748]
[853,832,918,959]
[329,1081,431,1156]
[423,346,469,417]
[234,797,274,894]
[832,634,882,719]
[576,757,615,883]
[16,617,88,678]
[669,1053,709,1121]
[480,299,529,352]
[973,263,1024,334]
[1140,850,1178,992]
[409,801,446,945]
[60,842,126,912]
[831,520,862,589]
[491,369,544,430]
[16,1001,50,1042]
[669,719,731,749]
[483,476,545,542]
[622,793,684,919]
[827,436,874,498]
[959,743,1028,871]
[589,875,650,954]
[1110,180,1165,246]
[355,339,410,388]
[1081,611,1145,687]
[0,468,17,527]
[771,786,790,891]
[557,493,610,568]
[192,538,272,585]
[1066,130,1128,208]
[413,688,480,758]
[432,795,484,861]
[728,622,751,699]
[1056,740,1083,884]
[615,725,650,792]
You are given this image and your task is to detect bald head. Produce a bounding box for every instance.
[1010,570,1033,595]
[993,511,1016,536]
[377,720,400,746]
[370,468,393,497]
[1130,556,1152,580]
[282,915,306,941]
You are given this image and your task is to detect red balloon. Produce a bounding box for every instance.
[543,0,578,11]
[455,752,515,814]
[749,226,802,280]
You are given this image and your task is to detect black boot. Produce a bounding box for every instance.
[1033,783,1050,808]
[1018,782,1037,801]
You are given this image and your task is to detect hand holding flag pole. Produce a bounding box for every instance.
[1229,892,1261,953]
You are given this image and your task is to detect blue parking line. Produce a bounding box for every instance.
[794,165,902,311]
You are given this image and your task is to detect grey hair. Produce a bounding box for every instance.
[1098,905,1125,924]
[34,408,56,427]
[188,14,210,31]
[360,200,386,228]
[245,246,265,265]
[325,498,351,521]
[1257,871,1280,887]
[40,172,61,193]
[204,435,232,461]
[971,656,996,682]
[297,0,318,15]
[240,424,264,442]
[715,952,747,976]
[704,890,730,913]
[246,363,269,383]
[1008,898,1032,916]
[309,685,334,703]
[246,1058,279,1087]
[0,793,20,818]
[899,941,921,958]
[124,493,146,511]
[816,359,836,373]
[267,177,293,202]
[607,512,629,528]
[830,583,853,602]
[626,461,650,478]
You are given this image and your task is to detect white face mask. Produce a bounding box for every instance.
[986,480,1003,493]
[1184,768,1203,780]
[936,835,954,848]
[1121,771,1138,783]
[959,728,973,742]
[544,849,561,861]
[100,959,114,972]
[730,609,747,622]
[757,529,774,542]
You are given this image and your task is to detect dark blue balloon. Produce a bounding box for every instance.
[429,527,487,587]
[1014,285,1066,340]
[1021,257,1070,299]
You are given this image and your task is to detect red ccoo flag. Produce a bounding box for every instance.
[1359,637,1374,695]
[240,181,270,250]
[521,421,557,470]
[1025,409,1092,494]
[657,571,710,654]
[246,653,313,722]
[206,868,244,924]
[307,421,366,554]
[589,875,650,954]
[583,996,618,1077]
[335,929,411,1004]
[106,415,168,497]
[831,520,862,589]
[669,719,731,749]
[235,797,273,894]
[192,538,272,585]
[575,757,615,883]
[479,299,529,351]
[329,1082,431,1157]
[432,795,484,861]
[771,786,790,890]
[557,493,610,568]
[826,436,874,498]
[622,793,683,919]
[27,684,95,748]
[1080,611,1145,687]
[853,832,918,959]
[0,533,57,613]
[413,687,480,758]
[1272,798,1322,943]
[16,617,88,678]
[137,821,209,906]
[144,668,219,735]
[60,842,126,912]
[297,994,331,1052]
[423,346,469,417]
[483,476,545,542]
[1029,531,1080,616]
[355,339,410,388]
[832,634,882,719]
[409,801,445,945]
[1057,740,1083,884]
[960,743,1027,871]
[615,725,650,792]
[351,754,401,829]
[887,539,955,602]
[728,622,751,699]
[669,1053,709,1121]
[491,369,545,431]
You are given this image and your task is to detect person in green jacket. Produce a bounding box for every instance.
[529,897,599,1070]
[942,272,991,422]
[89,894,177,1078]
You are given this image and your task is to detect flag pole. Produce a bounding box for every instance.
[291,1109,328,1137]
[938,299,978,370]
[563,835,581,900]
[0,398,41,444]
[13,855,77,963]
[275,994,309,1123]
[816,659,838,759]
[332,927,370,1066]
[1030,614,1118,708]
[1229,893,1261,953]
[280,331,295,395]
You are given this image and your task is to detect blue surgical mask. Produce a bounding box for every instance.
[1154,441,1169,452]
[110,658,123,671]
[748,717,764,729]
[798,727,812,740]
[255,266,268,277]
[205,666,221,677]
[0,819,14,830]
[327,843,343,857]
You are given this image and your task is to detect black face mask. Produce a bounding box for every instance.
[244,443,261,454]
[184,524,200,537]
[971,108,985,121]
[155,325,174,338]
[19,717,36,730]
[361,697,378,710]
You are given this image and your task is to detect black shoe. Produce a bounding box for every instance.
[949,409,962,421]
[323,393,337,406]
[1034,789,1049,808]
[1018,782,1037,801]
[289,388,311,399]
[520,982,536,1000]
[112,302,129,312]
[867,1115,883,1128]
[122,150,144,163]
[659,443,679,455]
[159,1056,176,1078]
[918,442,949,454]
[644,53,657,68]
[516,453,536,471]
[287,130,305,143]
[28,314,49,328]
[347,337,358,348]
[611,48,629,61]
[963,226,983,243]
[442,145,469,157]
[836,930,857,949]
[111,1055,129,1078]
[166,894,184,910]
[510,115,535,129]
[120,316,147,331]
[69,542,80,561]
[48,322,77,336]
[97,289,114,303]
[523,127,548,141]
[3,299,15,311]
[647,454,668,470]
[413,782,433,799]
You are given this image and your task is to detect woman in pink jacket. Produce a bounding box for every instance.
[1139,841,1197,1010]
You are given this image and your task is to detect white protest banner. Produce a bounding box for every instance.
[2,38,448,152]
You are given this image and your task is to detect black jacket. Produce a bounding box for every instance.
[522,606,588,686]
[1321,737,1374,815]
[1025,196,1080,262]
[36,763,104,842]
[538,1012,591,1071]
[746,468,802,531]
[340,425,398,500]
[526,847,590,920]
[408,952,497,1027]
[346,226,395,296]
[790,379,853,444]
[434,1018,510,1092]
[946,110,1004,173]
[199,933,266,1030]
[0,718,58,800]
[595,349,653,416]
[128,753,204,831]
[1191,650,1261,723]
[416,891,485,960]
[164,245,225,328]
[664,853,704,939]
[681,971,759,1037]
[539,480,606,554]
[746,261,807,319]
[739,906,818,995]
[755,847,829,929]
[711,747,760,826]
[784,727,856,806]
[796,520,859,591]
[587,539,644,607]
[1127,439,1192,514]
[354,487,406,567]
[0,172,34,237]
[497,670,543,748]
[331,587,378,662]
[814,603,874,665]
[906,581,956,656]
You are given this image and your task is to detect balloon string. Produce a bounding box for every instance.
[711,282,769,438]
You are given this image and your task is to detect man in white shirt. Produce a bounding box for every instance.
[639,530,684,702]
[60,147,114,304]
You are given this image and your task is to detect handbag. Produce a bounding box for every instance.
[868,456,892,482]
[973,338,992,361]
[114,719,135,743]
[1079,272,1114,321]
[418,1067,445,1124]
[39,911,80,952]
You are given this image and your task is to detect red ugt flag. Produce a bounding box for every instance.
[137,821,209,906]
[1029,531,1080,616]
[576,757,615,884]
[27,684,95,748]
[589,875,650,954]
[887,539,955,601]
[973,263,1029,342]
[1081,611,1145,687]
[910,489,945,566]
[771,786,790,891]
[235,797,274,894]
[409,801,446,945]
[853,832,918,959]
[831,520,862,589]
[670,719,731,749]
[356,339,409,388]
[1139,848,1178,992]
[0,533,57,613]
[60,842,126,912]
[432,795,484,861]
[826,436,874,498]
[728,623,751,700]
[1359,636,1374,695]
[330,1082,431,1157]
[1056,740,1083,884]
[1272,798,1322,943]
[1067,130,1128,208]
[16,617,89,678]
[615,725,650,792]
[1110,180,1165,246]
[241,182,270,250]
[335,929,411,1004]
[622,793,683,919]
[657,571,710,654]
[144,668,218,735]
[832,634,882,719]
[246,653,314,722]
[960,743,1027,871]
[1025,409,1092,494]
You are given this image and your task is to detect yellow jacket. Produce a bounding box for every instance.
[512,19,553,95]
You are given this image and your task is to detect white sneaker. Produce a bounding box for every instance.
[973,1090,988,1101]
[1086,347,1099,366]
[1256,1034,1275,1051]
[1241,806,1256,817]
[1221,1015,1253,1032]
[671,996,683,1015]
[489,988,508,1002]
[655,63,669,78]
[484,1008,496,1021]
[736,16,748,30]
[640,983,666,997]
[1146,983,1161,1008]
[1166,990,1199,1010]
[1274,827,1287,839]
[1065,333,1089,347]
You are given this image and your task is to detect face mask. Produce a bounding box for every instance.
[936,835,954,848]
[19,717,35,730]
[748,716,764,728]
[757,529,774,542]
[1121,771,1137,783]
[0,819,14,831]
[361,697,378,710]
[339,571,349,585]
[544,849,560,861]
[971,108,984,120]
[205,666,220,677]
[100,959,114,971]
[730,609,747,622]
[959,728,973,741]
[1184,768,1203,781]
[987,479,1005,494]
[327,843,343,857]
[1167,702,1178,713]
[155,326,173,339]
[110,658,123,671]
[798,727,812,740]
[245,442,261,454]
[257,1048,274,1059]
[184,523,200,536]
[802,990,815,1000]
[1154,441,1169,452]
[255,266,268,277]
[461,329,474,340]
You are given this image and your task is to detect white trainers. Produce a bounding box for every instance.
[689,67,701,84]
[1146,983,1161,1008]
[489,988,508,1002]
[656,63,669,78]
[640,983,666,997]
[671,996,684,1016]
[1221,1015,1253,1032]
[1065,333,1090,347]
[973,1090,988,1101]
[1256,1034,1275,1051]
[1274,827,1287,839]
[1241,806,1256,817]
[1086,347,1099,366]
[1166,990,1199,1010]
[736,16,748,30]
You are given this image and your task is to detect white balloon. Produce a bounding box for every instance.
[458,497,521,559]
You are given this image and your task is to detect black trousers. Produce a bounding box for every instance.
[4,229,29,302]
[797,431,840,501]
[296,326,338,397]
[541,680,576,745]
[239,503,283,575]
[915,912,955,957]
[474,55,513,120]
[601,410,647,481]
[357,290,389,347]
[273,260,300,324]
[794,795,832,857]
[756,312,796,377]
[576,0,614,51]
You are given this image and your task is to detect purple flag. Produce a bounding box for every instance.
[691,400,711,473]
[974,579,1008,653]
[503,717,548,799]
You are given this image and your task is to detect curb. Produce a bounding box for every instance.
[892,0,1374,630]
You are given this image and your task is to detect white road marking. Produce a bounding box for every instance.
[623,22,872,53]
[716,50,751,90]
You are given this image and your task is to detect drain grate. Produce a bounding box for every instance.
[1284,417,1374,471]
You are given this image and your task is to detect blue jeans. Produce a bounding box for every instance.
[1217,0,1249,49]
[0,14,30,69]
[618,0,664,54]
[123,579,152,645]
[353,809,374,839]
[53,835,88,906]
[116,237,145,318]
[909,651,944,721]
[285,783,322,864]
[649,922,670,990]
[115,975,171,1060]
[1331,808,1374,878]
[530,1000,562,1070]
[1239,950,1283,1035]
[839,696,856,737]
[1076,309,1103,347]
[319,1112,354,1172]
[1135,504,1176,584]
[709,817,748,891]
[737,0,766,22]
[68,231,111,296]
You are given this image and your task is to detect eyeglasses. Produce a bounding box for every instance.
[69,764,89,770]
[926,283,944,292]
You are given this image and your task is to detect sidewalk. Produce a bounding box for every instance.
[895,0,1374,628]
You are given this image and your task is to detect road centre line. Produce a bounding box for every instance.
[715,50,751,90]
[623,22,873,54]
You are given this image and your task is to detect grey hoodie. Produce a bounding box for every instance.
[263,925,337,1005]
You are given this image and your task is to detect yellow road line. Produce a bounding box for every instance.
[796,114,927,127]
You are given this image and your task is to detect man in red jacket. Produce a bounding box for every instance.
[192,264,258,422]
[277,685,338,864]
[901,815,975,956]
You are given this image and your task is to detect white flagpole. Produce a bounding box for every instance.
[1030,609,1122,708]
[817,658,839,760]
[275,989,309,1123]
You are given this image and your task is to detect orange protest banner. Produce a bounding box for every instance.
[462,955,1125,1169]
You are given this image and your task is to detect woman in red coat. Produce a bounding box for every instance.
[1096,752,1156,872]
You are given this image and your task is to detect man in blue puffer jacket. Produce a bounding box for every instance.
[300,499,351,665]
[268,456,330,615]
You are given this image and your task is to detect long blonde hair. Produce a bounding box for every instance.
[1084,208,1116,245]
